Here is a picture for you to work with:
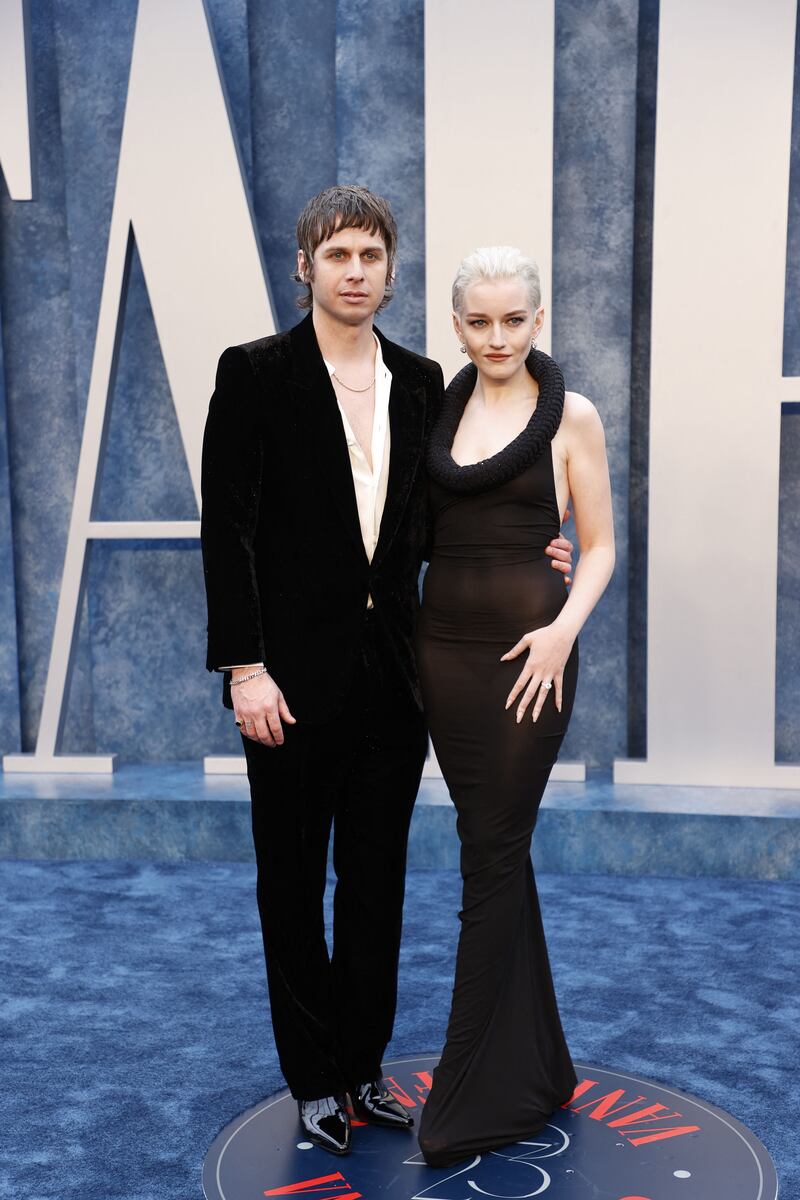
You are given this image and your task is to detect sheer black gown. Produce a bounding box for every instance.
[415,350,578,1167]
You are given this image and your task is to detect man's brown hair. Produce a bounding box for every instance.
[293,184,398,311]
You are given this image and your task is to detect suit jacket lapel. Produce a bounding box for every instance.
[372,329,427,568]
[289,314,367,562]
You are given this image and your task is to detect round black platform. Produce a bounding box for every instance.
[203,1056,777,1200]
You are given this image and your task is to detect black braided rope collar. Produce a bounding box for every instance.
[426,348,566,494]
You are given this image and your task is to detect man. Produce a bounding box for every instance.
[200,185,574,1155]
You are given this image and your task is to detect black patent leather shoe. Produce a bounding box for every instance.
[298,1096,351,1155]
[352,1079,414,1129]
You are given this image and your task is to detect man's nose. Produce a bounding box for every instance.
[344,254,364,279]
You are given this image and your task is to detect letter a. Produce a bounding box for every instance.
[4,0,275,772]
[0,0,34,199]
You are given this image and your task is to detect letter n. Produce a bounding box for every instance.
[264,1172,362,1200]
[614,0,800,786]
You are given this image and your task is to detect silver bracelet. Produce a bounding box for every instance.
[229,667,269,687]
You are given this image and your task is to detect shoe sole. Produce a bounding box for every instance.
[303,1134,351,1155]
[351,1109,414,1130]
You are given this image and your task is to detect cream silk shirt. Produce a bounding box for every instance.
[221,335,391,668]
[324,334,392,606]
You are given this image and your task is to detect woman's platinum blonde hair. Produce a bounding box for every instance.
[452,245,542,315]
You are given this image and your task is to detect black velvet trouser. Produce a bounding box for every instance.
[242,615,428,1101]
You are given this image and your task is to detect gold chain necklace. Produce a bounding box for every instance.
[332,372,375,393]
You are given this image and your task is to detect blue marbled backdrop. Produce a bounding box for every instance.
[778,11,800,762]
[553,0,638,765]
[0,0,797,765]
[0,293,20,752]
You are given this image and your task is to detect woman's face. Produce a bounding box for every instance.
[454,277,544,382]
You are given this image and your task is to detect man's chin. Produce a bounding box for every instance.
[335,303,380,326]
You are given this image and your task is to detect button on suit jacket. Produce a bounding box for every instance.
[200,312,444,720]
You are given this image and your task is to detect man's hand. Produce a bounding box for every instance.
[545,508,574,585]
[232,666,296,747]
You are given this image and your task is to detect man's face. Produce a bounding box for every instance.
[299,224,389,326]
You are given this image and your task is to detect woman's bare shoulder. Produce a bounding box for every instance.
[559,391,606,453]
[563,390,601,423]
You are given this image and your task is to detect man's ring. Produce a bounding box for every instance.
[541,680,553,691]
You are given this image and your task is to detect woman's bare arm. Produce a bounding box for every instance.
[552,392,615,641]
[502,392,615,721]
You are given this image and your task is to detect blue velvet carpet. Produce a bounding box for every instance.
[1,861,796,1198]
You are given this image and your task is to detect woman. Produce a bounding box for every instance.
[415,247,615,1167]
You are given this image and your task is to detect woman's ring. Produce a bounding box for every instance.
[541,680,553,691]
[235,719,243,727]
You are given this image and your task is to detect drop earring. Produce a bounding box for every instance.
[459,342,467,354]
[531,337,538,349]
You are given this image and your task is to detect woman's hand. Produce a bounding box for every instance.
[501,623,575,723]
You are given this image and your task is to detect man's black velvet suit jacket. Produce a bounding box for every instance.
[201,312,444,721]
